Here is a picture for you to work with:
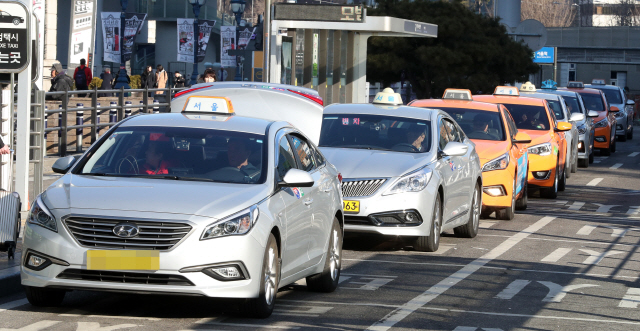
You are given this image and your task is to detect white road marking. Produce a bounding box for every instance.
[431,245,456,255]
[628,152,639,157]
[365,216,555,331]
[479,221,497,229]
[494,280,531,300]
[610,163,623,169]
[280,299,640,326]
[619,288,640,308]
[577,225,597,236]
[342,277,394,291]
[587,178,603,186]
[188,321,299,329]
[482,234,640,248]
[627,206,640,215]
[59,311,161,321]
[341,273,396,278]
[537,281,599,302]
[541,248,572,263]
[568,201,585,211]
[0,298,28,313]
[272,305,333,317]
[0,320,60,331]
[338,276,351,284]
[575,225,629,237]
[579,249,624,265]
[76,322,137,331]
[594,204,620,213]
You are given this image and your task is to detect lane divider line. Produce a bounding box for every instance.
[587,178,603,186]
[629,152,639,157]
[610,163,623,169]
[366,216,556,331]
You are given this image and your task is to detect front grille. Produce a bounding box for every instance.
[64,217,192,250]
[341,178,387,197]
[57,269,194,286]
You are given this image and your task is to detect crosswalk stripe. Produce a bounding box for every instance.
[0,298,28,313]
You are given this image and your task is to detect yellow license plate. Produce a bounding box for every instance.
[343,200,360,213]
[87,250,159,271]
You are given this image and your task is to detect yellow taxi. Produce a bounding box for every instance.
[474,86,572,199]
[410,89,531,220]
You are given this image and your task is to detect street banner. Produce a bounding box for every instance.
[69,0,97,65]
[220,26,236,67]
[238,27,254,48]
[177,19,216,63]
[101,12,147,64]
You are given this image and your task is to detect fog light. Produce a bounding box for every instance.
[202,264,247,281]
[483,186,506,197]
[212,266,241,278]
[24,252,53,271]
[595,136,606,142]
[28,255,47,267]
[533,171,550,180]
[405,213,416,222]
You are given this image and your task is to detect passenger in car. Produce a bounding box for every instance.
[407,125,427,152]
[140,142,178,175]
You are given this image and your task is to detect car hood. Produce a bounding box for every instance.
[520,129,554,146]
[319,147,434,179]
[471,139,510,164]
[42,174,269,219]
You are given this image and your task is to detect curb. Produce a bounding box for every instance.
[0,266,22,297]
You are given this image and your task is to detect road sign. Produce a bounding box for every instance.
[0,1,30,73]
[274,4,365,23]
[533,47,554,64]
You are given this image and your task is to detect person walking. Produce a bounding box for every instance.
[141,65,154,97]
[73,58,92,97]
[155,65,168,95]
[173,71,186,88]
[46,63,74,100]
[98,68,114,97]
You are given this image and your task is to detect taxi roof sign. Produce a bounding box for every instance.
[567,81,584,88]
[442,89,473,101]
[373,88,403,106]
[183,96,235,114]
[519,81,536,92]
[541,79,557,90]
[493,86,520,96]
[591,79,606,85]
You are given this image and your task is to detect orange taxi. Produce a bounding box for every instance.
[410,89,531,220]
[475,86,572,199]
[562,81,618,156]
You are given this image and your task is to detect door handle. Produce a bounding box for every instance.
[304,198,314,206]
[323,188,332,193]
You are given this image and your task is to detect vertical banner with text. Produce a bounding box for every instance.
[177,19,216,63]
[101,12,147,64]
[220,26,236,67]
[69,0,97,65]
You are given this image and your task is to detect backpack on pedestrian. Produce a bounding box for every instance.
[75,67,87,88]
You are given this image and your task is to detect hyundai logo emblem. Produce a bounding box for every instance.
[112,222,139,238]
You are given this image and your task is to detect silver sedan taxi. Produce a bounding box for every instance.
[319,88,482,252]
[21,85,343,318]
[586,79,635,141]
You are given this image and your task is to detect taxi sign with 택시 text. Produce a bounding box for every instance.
[183,96,234,114]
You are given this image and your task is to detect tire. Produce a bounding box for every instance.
[413,194,441,252]
[306,217,342,293]
[496,180,515,221]
[242,233,280,319]
[589,151,594,163]
[578,158,589,168]
[571,151,577,173]
[628,126,633,140]
[515,179,528,211]
[25,286,66,307]
[611,138,617,153]
[455,183,481,238]
[558,162,566,192]
[540,163,559,199]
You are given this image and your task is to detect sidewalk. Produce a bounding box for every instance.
[0,242,22,297]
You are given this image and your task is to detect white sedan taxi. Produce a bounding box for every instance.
[21,84,343,318]
[319,88,483,252]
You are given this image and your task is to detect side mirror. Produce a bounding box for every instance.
[279,169,314,188]
[555,121,572,132]
[569,113,585,122]
[626,99,635,106]
[609,106,620,112]
[442,142,468,157]
[52,155,78,174]
[512,132,532,144]
[587,110,599,118]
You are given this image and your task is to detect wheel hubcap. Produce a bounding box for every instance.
[329,228,340,281]
[264,247,277,305]
[472,188,480,229]
[433,202,441,243]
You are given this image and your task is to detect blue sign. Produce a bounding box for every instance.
[533,47,554,64]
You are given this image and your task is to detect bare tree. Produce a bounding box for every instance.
[521,0,577,27]
[610,0,640,26]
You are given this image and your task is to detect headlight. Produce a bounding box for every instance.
[528,143,552,156]
[383,167,432,196]
[614,111,624,118]
[482,153,509,172]
[577,124,587,135]
[201,205,259,240]
[28,196,57,232]
[594,118,608,128]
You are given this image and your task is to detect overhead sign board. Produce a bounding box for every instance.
[533,47,554,64]
[0,1,30,73]
[404,21,438,37]
[274,4,365,23]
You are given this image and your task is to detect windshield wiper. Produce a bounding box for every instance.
[82,172,117,177]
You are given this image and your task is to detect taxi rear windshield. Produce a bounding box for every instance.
[578,92,605,112]
[77,126,266,184]
[562,96,583,114]
[319,114,431,153]
[440,108,505,141]
[546,100,565,120]
[502,104,551,131]
[598,89,623,104]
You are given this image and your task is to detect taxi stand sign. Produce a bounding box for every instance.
[0,1,30,73]
[442,89,472,101]
[493,86,520,96]
[183,96,235,114]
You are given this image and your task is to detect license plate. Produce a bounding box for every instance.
[87,250,159,271]
[343,200,360,213]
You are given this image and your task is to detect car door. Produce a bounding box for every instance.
[436,118,457,223]
[442,118,472,222]
[275,132,312,279]
[503,108,527,197]
[288,134,325,265]
[306,141,334,264]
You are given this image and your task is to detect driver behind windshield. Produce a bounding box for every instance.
[406,125,427,152]
[140,141,177,175]
[227,138,258,172]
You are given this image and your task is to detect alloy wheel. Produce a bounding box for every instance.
[472,186,480,230]
[329,228,341,281]
[433,201,441,244]
[264,247,278,306]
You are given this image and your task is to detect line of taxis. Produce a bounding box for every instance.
[20,80,633,318]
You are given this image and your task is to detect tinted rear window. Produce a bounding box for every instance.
[503,104,551,131]
[600,89,623,104]
[562,96,583,114]
[578,92,605,112]
[546,100,565,120]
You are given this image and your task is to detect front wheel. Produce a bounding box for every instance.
[241,233,280,318]
[558,162,567,191]
[611,137,617,153]
[25,286,66,307]
[540,163,559,199]
[515,178,528,211]
[496,180,515,221]
[413,194,441,252]
[455,183,480,237]
[578,157,589,168]
[571,151,578,173]
[628,126,633,140]
[306,217,342,293]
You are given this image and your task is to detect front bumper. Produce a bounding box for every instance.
[527,153,557,188]
[481,168,514,209]
[594,126,611,149]
[21,212,268,298]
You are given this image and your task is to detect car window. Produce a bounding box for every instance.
[440,107,505,141]
[443,119,461,142]
[546,99,565,120]
[503,104,551,131]
[438,119,449,150]
[289,135,316,172]
[277,136,296,180]
[599,89,623,104]
[311,144,326,167]
[578,92,606,112]
[502,108,518,139]
[562,96,583,114]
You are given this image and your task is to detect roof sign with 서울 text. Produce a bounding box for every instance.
[183,96,235,114]
[0,1,30,73]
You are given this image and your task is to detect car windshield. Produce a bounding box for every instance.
[77,126,266,184]
[440,108,505,141]
[503,104,550,131]
[578,92,605,112]
[546,100,565,120]
[598,89,623,104]
[562,96,583,114]
[319,114,431,153]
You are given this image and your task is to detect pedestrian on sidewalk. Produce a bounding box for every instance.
[98,67,114,97]
[155,65,168,95]
[73,58,92,97]
[173,71,186,88]
[46,63,74,101]
[0,136,9,154]
[141,65,154,97]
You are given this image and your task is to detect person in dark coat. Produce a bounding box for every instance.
[173,71,185,88]
[98,68,114,97]
[46,63,74,100]
[0,136,9,154]
[141,65,155,97]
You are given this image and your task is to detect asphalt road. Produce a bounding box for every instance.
[2,134,640,331]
